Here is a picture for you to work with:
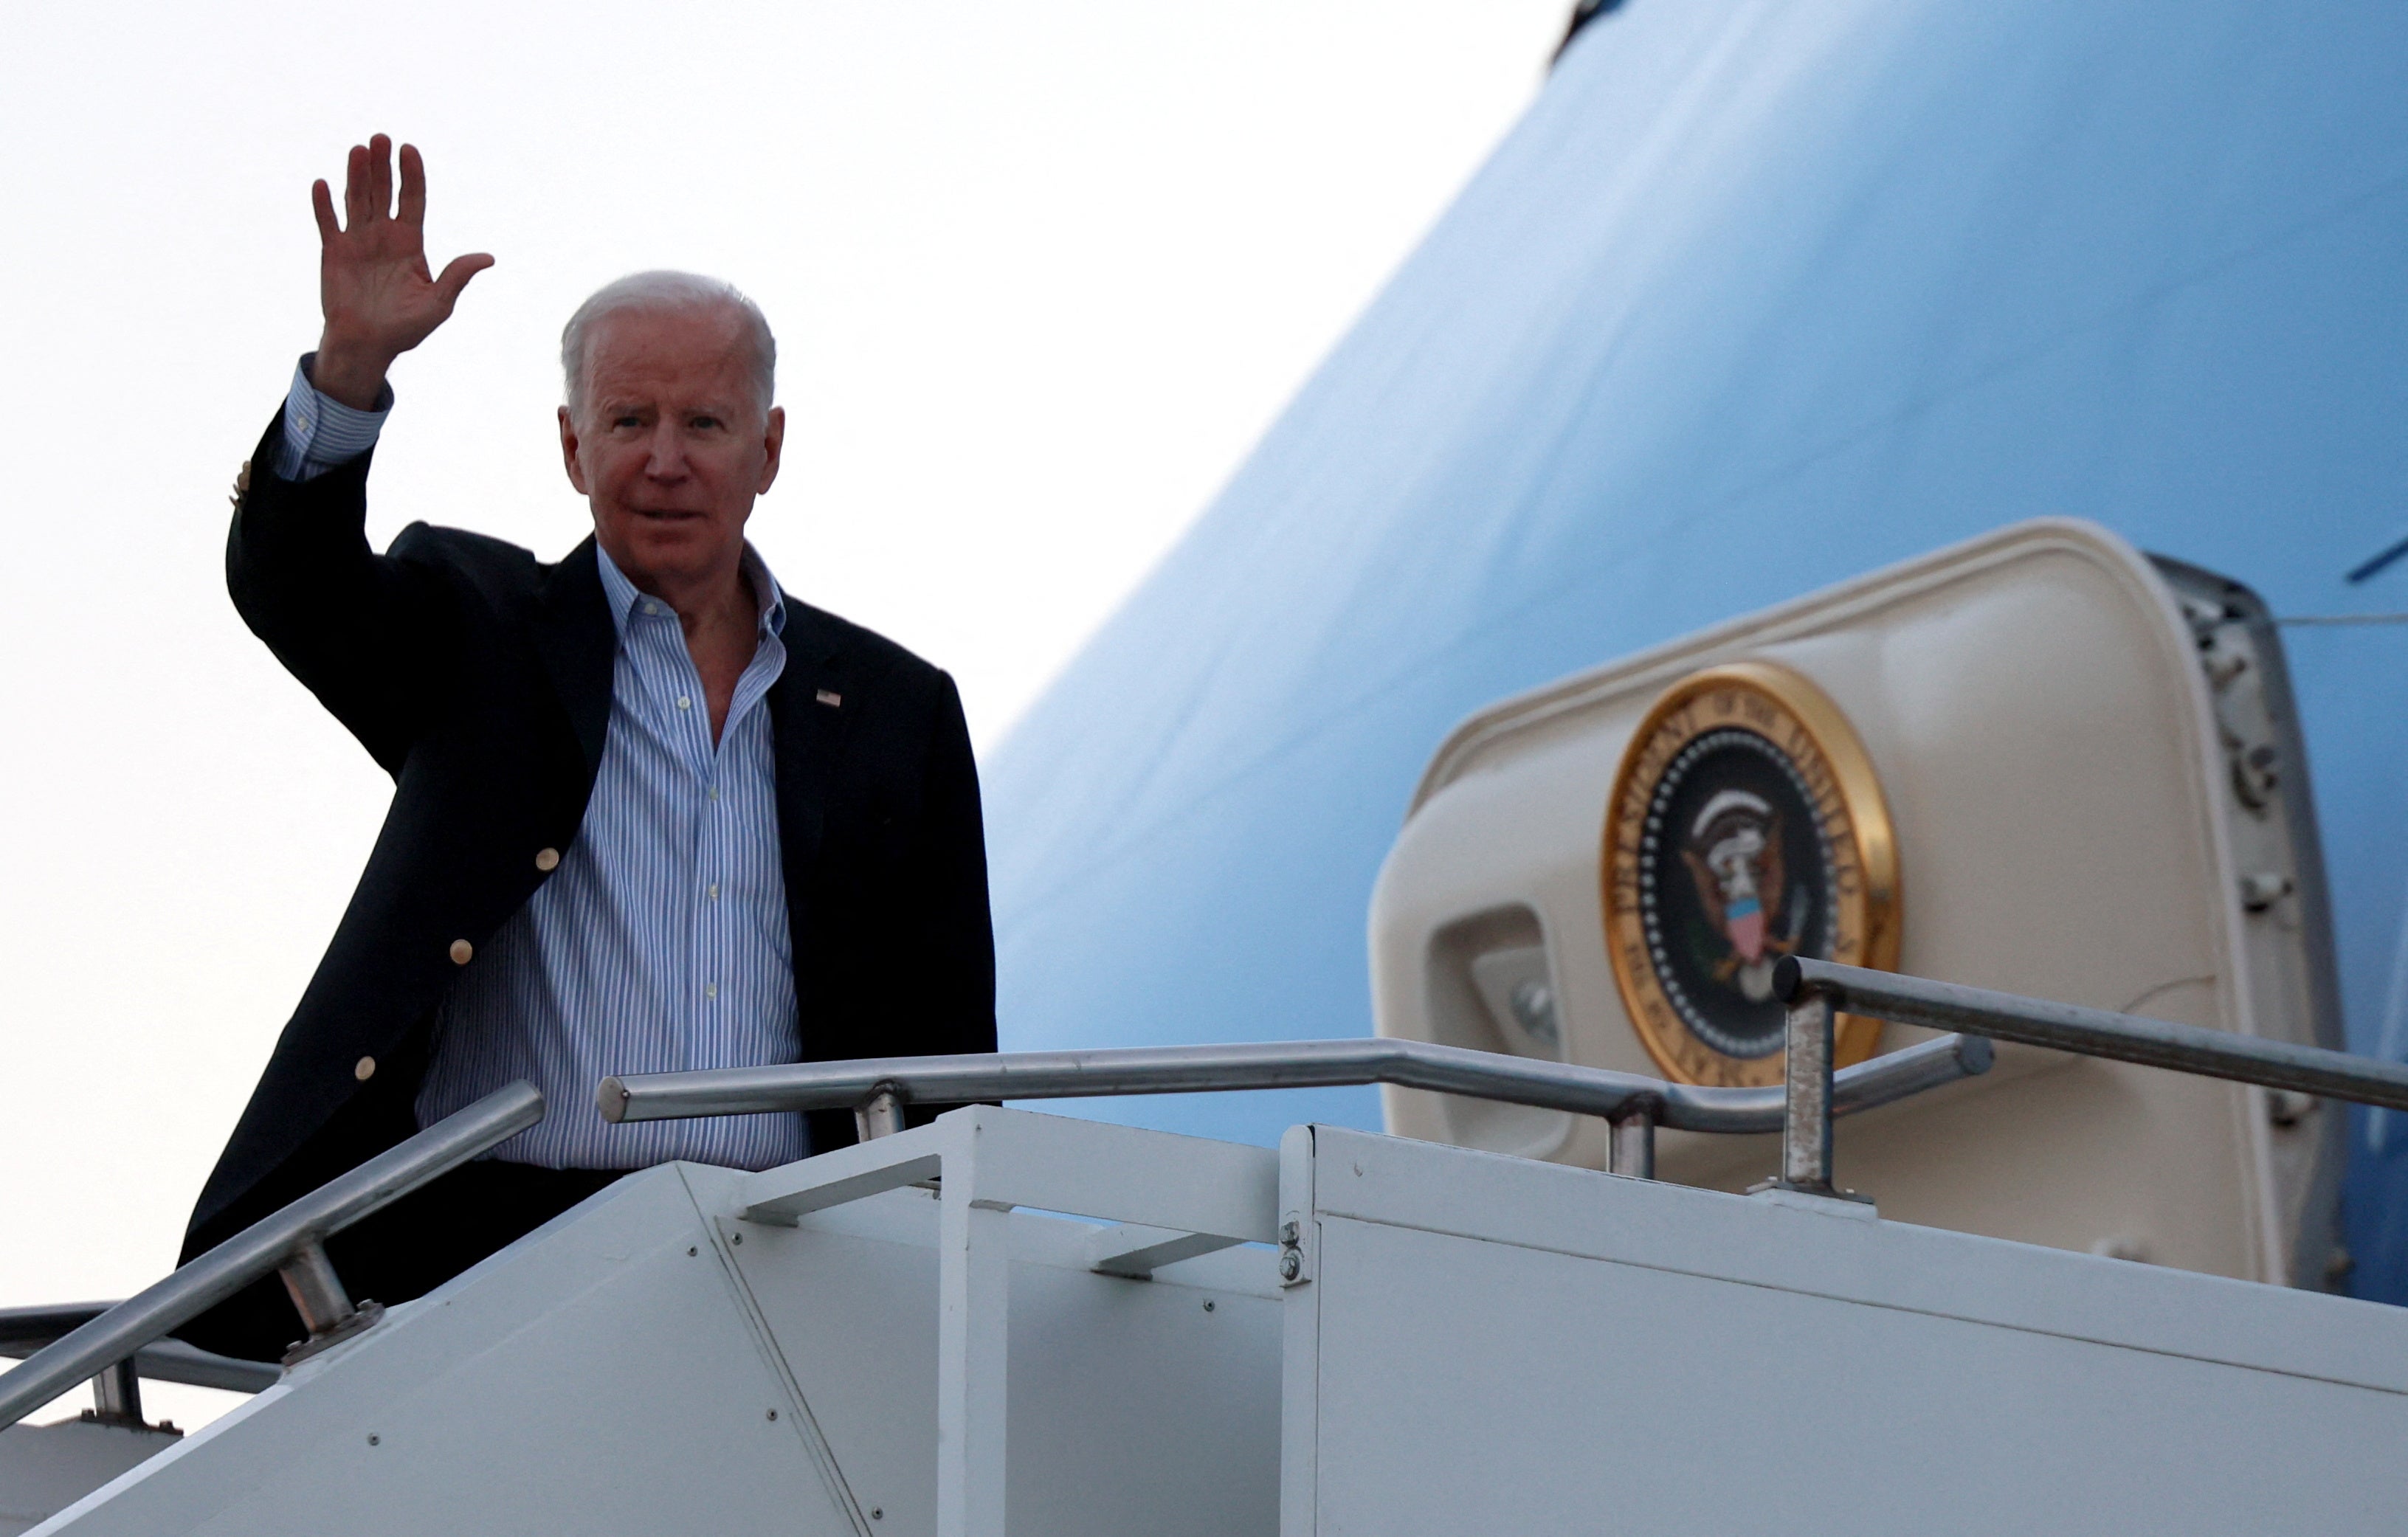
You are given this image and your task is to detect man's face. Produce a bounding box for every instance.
[559,304,784,597]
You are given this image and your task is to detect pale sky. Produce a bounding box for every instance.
[0,1,1569,1428]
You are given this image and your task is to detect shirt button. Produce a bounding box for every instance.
[449,938,475,965]
[677,696,692,711]
[708,787,720,802]
[354,1055,376,1082]
[644,601,662,616]
[708,882,720,900]
[706,984,718,1000]
[535,847,561,872]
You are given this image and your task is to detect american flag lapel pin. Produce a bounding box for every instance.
[816,688,842,708]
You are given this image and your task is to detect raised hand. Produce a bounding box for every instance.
[309,134,494,410]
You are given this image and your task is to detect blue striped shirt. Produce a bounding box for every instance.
[275,356,390,478]
[277,359,810,1170]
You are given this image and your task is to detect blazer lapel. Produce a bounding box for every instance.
[772,604,852,1060]
[532,537,615,783]
[770,604,846,876]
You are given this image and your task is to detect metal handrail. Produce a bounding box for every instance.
[0,1305,279,1395]
[0,1080,542,1434]
[598,1031,1993,1144]
[0,1302,116,1353]
[1770,957,2408,1195]
[1777,958,2408,1111]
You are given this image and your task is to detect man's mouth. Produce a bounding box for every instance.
[629,507,706,522]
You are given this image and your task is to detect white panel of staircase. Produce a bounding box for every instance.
[35,1117,1286,1537]
[1283,1126,2408,1534]
[711,1175,1281,1537]
[1301,1125,2408,1392]
[32,1168,863,1536]
[0,1423,182,1536]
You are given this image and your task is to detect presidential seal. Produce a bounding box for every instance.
[1601,661,1899,1087]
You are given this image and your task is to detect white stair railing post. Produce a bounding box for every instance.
[935,1120,1011,1537]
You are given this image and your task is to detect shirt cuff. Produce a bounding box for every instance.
[272,353,393,481]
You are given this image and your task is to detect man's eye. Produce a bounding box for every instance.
[691,415,722,430]
[613,415,642,429]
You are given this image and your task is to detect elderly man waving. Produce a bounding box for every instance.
[183,135,995,1361]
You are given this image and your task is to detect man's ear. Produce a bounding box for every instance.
[756,405,785,495]
[558,405,590,494]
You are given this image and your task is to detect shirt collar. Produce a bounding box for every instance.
[593,541,788,642]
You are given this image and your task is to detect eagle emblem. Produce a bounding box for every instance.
[1602,661,1900,1086]
[1679,789,1806,1003]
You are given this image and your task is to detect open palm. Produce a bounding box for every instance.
[310,135,491,408]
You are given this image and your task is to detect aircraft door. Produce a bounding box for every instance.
[1371,518,2345,1287]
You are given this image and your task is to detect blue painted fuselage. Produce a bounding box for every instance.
[983,1,2408,1300]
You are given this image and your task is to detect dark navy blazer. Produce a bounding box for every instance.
[183,413,996,1266]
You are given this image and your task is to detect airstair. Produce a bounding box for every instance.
[6,964,2408,1533]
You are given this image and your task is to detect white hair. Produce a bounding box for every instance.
[559,270,776,419]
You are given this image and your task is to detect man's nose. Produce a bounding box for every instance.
[644,421,689,477]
